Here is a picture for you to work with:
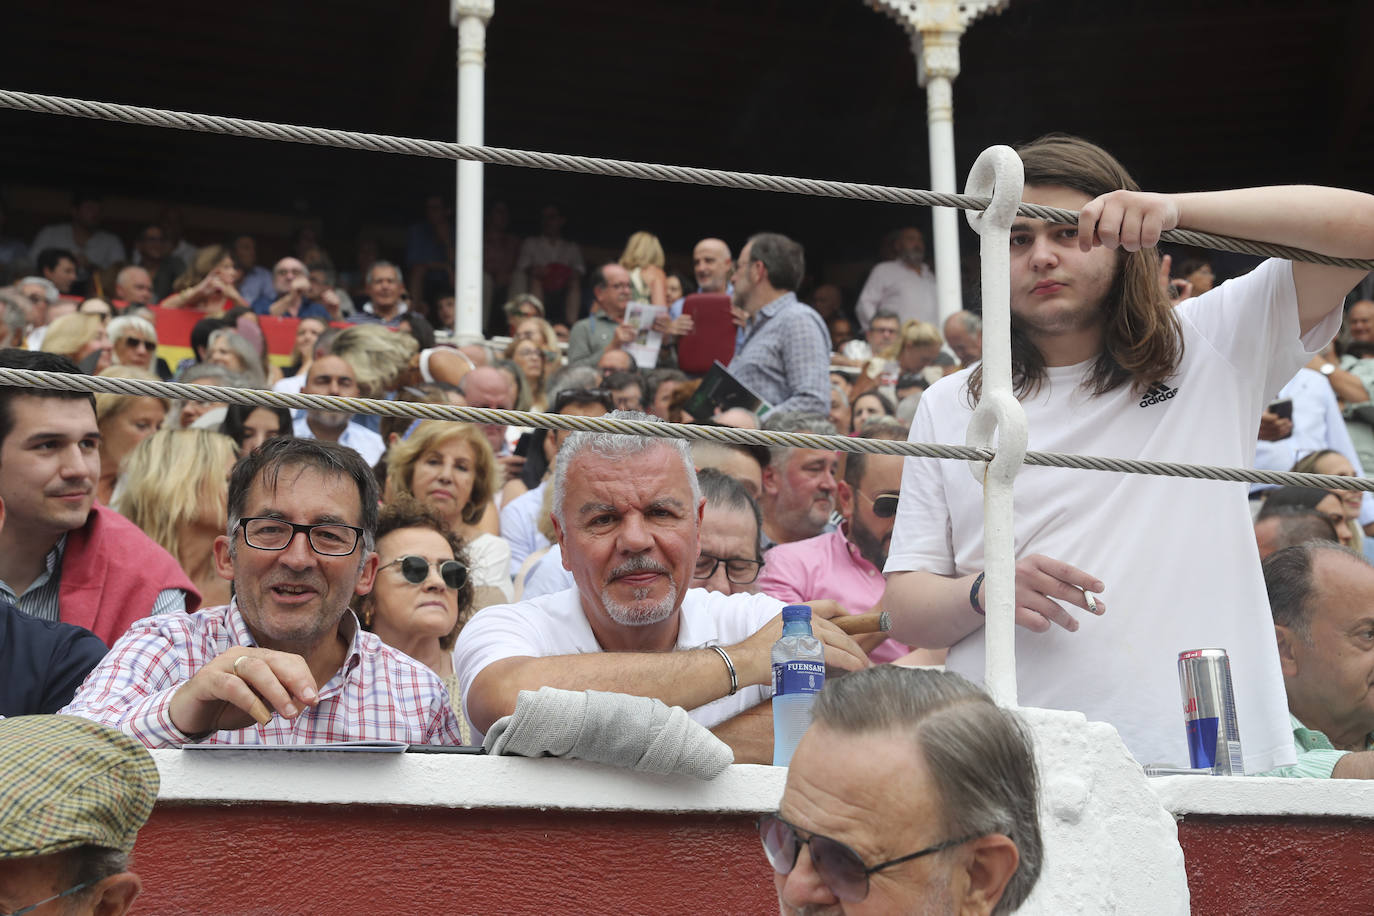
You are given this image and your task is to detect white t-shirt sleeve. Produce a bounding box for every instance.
[453,599,549,727]
[1180,259,1341,403]
[466,534,515,601]
[884,380,959,576]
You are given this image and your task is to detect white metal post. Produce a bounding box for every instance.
[451,0,493,342]
[868,0,1008,325]
[917,30,963,326]
[962,145,1026,707]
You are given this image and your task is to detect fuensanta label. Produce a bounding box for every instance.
[773,660,824,696]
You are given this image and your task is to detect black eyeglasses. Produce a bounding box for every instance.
[758,814,977,903]
[8,880,96,916]
[238,517,364,556]
[693,552,762,585]
[382,555,468,590]
[121,337,156,350]
[552,387,615,413]
[856,490,900,518]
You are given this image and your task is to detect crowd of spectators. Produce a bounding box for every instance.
[7,135,1374,890]
[0,195,989,748]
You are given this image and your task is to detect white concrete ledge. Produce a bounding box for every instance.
[1150,774,1374,819]
[151,749,786,814]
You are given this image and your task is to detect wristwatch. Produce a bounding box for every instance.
[1321,362,1336,377]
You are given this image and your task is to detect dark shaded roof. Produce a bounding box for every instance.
[2,0,1369,271]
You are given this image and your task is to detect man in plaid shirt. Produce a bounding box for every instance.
[63,437,465,746]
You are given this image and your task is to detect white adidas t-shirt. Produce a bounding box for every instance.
[453,586,783,742]
[886,260,1337,773]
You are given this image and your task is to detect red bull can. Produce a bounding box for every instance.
[1178,648,1245,775]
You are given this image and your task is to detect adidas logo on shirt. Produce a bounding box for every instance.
[1138,382,1179,408]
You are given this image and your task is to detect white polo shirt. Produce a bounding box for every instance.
[454,586,782,742]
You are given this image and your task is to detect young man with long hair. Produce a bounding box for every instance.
[883,134,1374,773]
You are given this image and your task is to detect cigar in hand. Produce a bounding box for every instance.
[832,611,891,636]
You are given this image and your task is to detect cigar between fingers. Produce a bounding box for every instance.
[246,697,273,726]
[832,611,891,636]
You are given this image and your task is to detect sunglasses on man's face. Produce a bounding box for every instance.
[122,338,156,351]
[758,814,976,903]
[382,555,468,590]
[856,490,900,518]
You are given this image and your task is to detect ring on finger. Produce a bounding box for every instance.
[233,655,251,677]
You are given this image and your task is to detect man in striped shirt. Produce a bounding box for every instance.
[63,437,464,746]
[1263,542,1374,778]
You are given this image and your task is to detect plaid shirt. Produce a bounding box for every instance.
[60,601,464,747]
[727,291,832,416]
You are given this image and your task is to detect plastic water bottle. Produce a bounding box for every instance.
[772,604,825,767]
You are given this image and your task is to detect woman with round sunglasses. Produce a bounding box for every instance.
[354,500,477,742]
[108,314,160,372]
[384,420,514,602]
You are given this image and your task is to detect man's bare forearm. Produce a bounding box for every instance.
[1329,368,1371,405]
[1332,751,1374,779]
[882,569,984,650]
[711,699,772,765]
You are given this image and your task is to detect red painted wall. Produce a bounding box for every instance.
[1178,815,1374,914]
[130,805,1374,914]
[130,805,777,915]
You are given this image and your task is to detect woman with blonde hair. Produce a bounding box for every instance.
[41,312,111,373]
[329,322,420,396]
[618,230,667,306]
[352,499,479,742]
[163,244,249,315]
[113,428,239,607]
[512,315,562,360]
[1292,450,1366,551]
[386,421,513,602]
[94,366,170,505]
[896,319,944,374]
[503,336,549,412]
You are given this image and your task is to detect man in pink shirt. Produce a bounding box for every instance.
[759,418,940,664]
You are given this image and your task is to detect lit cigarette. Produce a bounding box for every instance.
[834,611,891,636]
[1085,592,1098,614]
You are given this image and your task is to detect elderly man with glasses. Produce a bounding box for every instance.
[757,418,940,665]
[763,665,1042,915]
[456,411,870,763]
[62,437,465,746]
[0,715,160,916]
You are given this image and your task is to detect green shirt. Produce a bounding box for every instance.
[1261,713,1374,778]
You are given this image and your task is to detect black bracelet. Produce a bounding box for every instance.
[969,572,986,616]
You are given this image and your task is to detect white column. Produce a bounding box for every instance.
[869,0,1007,323]
[451,0,494,342]
[915,25,964,325]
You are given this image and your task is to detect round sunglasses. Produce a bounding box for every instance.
[758,813,976,902]
[381,555,468,590]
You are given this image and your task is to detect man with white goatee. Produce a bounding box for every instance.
[454,412,868,762]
